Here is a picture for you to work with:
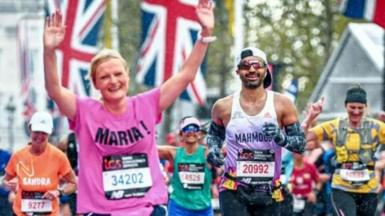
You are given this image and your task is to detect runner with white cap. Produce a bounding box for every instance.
[158,116,215,216]
[3,111,77,216]
[207,47,306,215]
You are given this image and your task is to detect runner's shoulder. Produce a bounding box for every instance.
[212,95,232,112]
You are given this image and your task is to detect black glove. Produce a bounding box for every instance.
[262,123,286,147]
[207,146,224,167]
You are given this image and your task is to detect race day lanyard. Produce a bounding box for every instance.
[102,153,152,200]
[339,168,370,182]
[178,163,205,190]
[21,191,52,213]
[236,149,275,184]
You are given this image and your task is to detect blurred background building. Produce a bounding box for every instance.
[0,0,44,151]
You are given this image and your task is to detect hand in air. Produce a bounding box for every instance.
[307,96,325,121]
[196,0,215,35]
[44,10,66,51]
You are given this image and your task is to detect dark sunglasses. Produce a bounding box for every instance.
[238,61,266,70]
[181,124,200,133]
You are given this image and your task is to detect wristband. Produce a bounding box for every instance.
[199,36,217,44]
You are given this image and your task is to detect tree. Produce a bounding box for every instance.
[243,0,349,110]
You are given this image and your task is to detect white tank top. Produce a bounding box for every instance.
[223,90,282,184]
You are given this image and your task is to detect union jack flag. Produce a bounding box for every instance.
[137,0,207,105]
[340,0,385,28]
[45,0,107,97]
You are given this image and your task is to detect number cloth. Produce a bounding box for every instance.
[170,146,212,211]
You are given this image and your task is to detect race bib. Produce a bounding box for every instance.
[178,163,205,190]
[21,191,52,213]
[236,161,275,178]
[102,153,152,200]
[339,169,370,182]
[293,196,306,212]
[236,149,275,184]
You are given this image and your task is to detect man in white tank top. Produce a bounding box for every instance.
[206,47,306,216]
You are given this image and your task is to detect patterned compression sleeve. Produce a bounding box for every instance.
[207,121,226,149]
[283,122,306,153]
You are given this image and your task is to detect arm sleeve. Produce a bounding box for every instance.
[283,122,306,153]
[207,121,226,149]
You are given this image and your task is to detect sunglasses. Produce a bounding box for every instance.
[181,124,200,133]
[238,61,266,70]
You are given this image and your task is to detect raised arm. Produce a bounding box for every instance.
[159,0,215,111]
[44,10,76,120]
[302,97,325,150]
[301,97,324,133]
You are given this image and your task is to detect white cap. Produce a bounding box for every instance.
[236,47,272,88]
[29,111,53,134]
[179,117,201,131]
[236,47,268,65]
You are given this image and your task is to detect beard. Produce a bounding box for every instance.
[240,76,264,89]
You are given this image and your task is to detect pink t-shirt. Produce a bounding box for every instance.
[69,88,167,216]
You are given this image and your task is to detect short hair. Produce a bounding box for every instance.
[89,49,128,85]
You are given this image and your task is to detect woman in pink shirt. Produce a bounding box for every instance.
[42,1,215,215]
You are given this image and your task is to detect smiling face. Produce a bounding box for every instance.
[236,56,267,89]
[179,124,201,145]
[345,102,366,127]
[93,58,129,102]
[30,131,49,146]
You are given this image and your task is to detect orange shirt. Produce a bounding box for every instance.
[5,144,72,216]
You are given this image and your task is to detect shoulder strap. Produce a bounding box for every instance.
[336,118,348,147]
[359,118,372,145]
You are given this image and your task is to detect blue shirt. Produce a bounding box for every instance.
[0,149,11,197]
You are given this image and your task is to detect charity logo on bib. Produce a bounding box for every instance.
[236,149,275,184]
[178,163,205,190]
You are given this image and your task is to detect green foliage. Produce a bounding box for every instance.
[244,0,349,110]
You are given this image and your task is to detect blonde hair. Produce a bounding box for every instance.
[89,49,128,85]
